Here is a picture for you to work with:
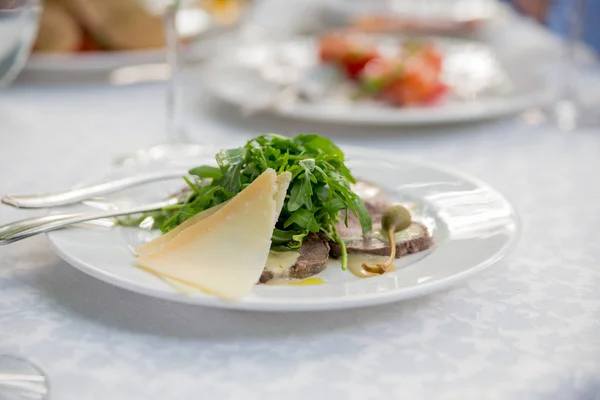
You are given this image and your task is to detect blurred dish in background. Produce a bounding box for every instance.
[318,33,448,107]
[325,0,503,36]
[26,0,249,72]
[204,34,553,125]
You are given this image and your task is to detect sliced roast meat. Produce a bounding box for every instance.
[259,234,330,283]
[331,197,433,259]
[335,194,389,240]
[260,181,432,282]
[330,222,433,258]
[350,180,392,211]
[335,201,387,239]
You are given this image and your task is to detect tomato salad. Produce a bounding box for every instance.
[318,33,448,106]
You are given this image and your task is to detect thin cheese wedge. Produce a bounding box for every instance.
[162,277,205,296]
[135,202,227,257]
[139,265,206,296]
[136,172,292,258]
[160,250,298,296]
[273,172,291,220]
[136,169,291,300]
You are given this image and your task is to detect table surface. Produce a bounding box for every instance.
[1,11,600,400]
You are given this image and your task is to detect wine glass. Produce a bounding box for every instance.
[0,0,41,134]
[119,0,252,165]
[0,0,40,87]
[0,2,49,399]
[0,354,49,400]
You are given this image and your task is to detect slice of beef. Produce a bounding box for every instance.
[330,222,433,258]
[259,233,330,283]
[351,180,392,211]
[331,196,433,259]
[335,200,387,239]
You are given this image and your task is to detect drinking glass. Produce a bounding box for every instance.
[0,0,39,86]
[119,0,252,165]
[0,354,49,400]
[1,2,49,399]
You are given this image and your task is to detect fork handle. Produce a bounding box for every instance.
[0,201,171,245]
[2,170,186,209]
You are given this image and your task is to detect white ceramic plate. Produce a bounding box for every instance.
[47,146,519,311]
[204,35,553,125]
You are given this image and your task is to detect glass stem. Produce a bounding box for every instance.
[165,0,187,144]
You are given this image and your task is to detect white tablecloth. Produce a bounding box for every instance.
[1,11,600,400]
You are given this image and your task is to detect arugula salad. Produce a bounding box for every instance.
[126,134,372,269]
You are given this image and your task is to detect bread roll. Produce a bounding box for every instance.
[33,1,82,53]
[61,0,165,50]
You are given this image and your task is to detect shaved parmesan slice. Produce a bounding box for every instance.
[135,172,292,258]
[160,249,300,296]
[273,172,291,220]
[135,202,227,257]
[139,264,206,295]
[162,277,205,296]
[135,169,291,300]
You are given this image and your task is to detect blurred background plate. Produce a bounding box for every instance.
[25,0,249,73]
[204,35,555,126]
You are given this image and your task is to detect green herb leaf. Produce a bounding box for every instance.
[216,147,246,168]
[221,162,244,193]
[284,208,314,230]
[296,134,344,161]
[351,195,372,234]
[188,166,222,180]
[323,197,346,213]
[271,228,298,244]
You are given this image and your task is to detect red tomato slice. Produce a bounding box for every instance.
[341,47,378,79]
[382,62,445,106]
[424,82,449,104]
[381,42,447,106]
[402,40,443,75]
[419,43,443,75]
[360,57,403,93]
[318,34,349,64]
[318,33,379,79]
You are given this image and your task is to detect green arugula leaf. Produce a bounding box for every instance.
[295,134,344,161]
[188,166,222,180]
[314,185,329,202]
[271,228,298,244]
[323,197,346,214]
[221,162,244,193]
[216,147,246,168]
[351,195,372,234]
[283,208,314,230]
[287,180,304,212]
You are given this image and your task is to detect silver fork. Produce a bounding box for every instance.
[0,197,180,245]
[1,169,186,209]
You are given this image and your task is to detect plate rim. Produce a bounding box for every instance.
[25,49,165,72]
[46,150,521,311]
